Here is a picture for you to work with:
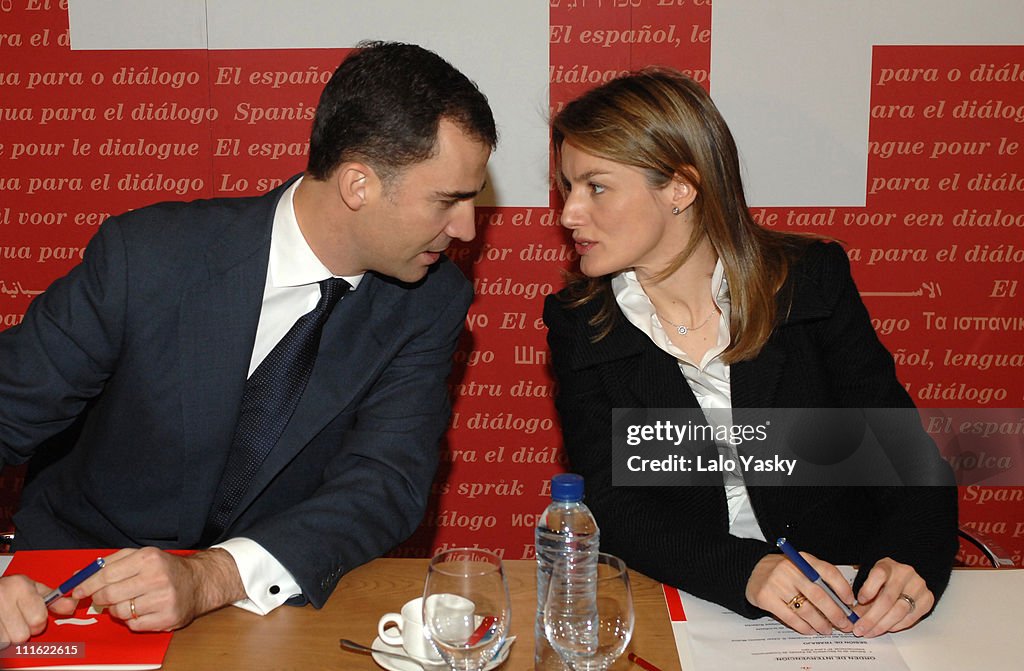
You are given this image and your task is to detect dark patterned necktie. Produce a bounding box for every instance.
[203,277,350,543]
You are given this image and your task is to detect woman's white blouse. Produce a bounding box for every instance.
[611,262,766,541]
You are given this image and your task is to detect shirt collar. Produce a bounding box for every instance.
[611,258,731,369]
[269,176,364,290]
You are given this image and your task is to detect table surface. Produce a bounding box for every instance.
[163,557,682,671]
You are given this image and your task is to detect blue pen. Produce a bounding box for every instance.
[776,538,859,623]
[41,557,105,606]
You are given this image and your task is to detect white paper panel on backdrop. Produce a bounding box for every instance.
[67,0,208,49]
[711,0,1024,207]
[67,0,550,208]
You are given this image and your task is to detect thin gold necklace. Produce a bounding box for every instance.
[658,306,719,335]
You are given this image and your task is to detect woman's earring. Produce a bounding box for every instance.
[672,206,682,215]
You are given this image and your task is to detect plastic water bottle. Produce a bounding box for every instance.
[535,473,600,670]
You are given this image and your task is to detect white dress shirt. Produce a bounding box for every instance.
[612,261,766,541]
[214,177,364,614]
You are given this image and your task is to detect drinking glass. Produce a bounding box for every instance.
[422,548,511,671]
[544,553,634,671]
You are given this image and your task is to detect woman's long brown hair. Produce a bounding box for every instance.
[552,67,816,363]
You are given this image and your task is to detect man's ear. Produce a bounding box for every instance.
[336,163,375,211]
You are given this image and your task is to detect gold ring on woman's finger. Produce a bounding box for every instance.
[129,598,138,619]
[786,594,807,609]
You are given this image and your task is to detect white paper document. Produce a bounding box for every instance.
[667,568,1024,670]
[682,595,908,671]
[669,566,908,670]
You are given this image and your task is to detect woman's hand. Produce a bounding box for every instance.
[745,552,856,635]
[852,557,933,637]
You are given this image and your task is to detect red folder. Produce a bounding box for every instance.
[1,549,174,670]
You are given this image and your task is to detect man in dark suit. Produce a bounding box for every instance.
[0,41,495,644]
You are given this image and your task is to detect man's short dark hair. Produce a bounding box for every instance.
[306,41,497,184]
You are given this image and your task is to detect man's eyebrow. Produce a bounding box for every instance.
[437,181,487,200]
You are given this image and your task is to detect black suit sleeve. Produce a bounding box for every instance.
[0,219,127,465]
[799,243,958,604]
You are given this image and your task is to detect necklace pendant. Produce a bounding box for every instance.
[676,325,688,335]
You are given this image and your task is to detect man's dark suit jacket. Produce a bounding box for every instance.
[543,241,958,618]
[0,178,472,607]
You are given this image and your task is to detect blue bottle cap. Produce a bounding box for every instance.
[551,473,584,502]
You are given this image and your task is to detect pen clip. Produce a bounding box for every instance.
[776,537,820,582]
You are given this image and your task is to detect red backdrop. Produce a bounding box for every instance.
[1,2,1022,566]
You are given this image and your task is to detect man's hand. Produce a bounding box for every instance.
[0,575,76,648]
[71,547,246,632]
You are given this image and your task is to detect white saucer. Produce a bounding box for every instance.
[370,636,445,671]
[370,635,515,671]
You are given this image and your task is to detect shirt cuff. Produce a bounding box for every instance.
[213,537,302,615]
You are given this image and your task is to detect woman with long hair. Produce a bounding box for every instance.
[543,68,957,637]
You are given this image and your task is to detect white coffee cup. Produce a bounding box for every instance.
[378,596,442,661]
[423,593,476,644]
[378,595,476,661]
